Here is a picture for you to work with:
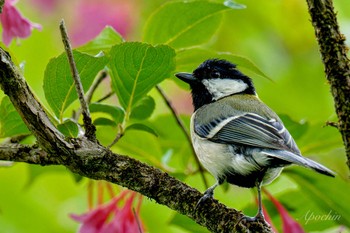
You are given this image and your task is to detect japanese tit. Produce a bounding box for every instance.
[175,59,335,222]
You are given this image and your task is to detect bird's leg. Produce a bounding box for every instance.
[255,182,265,221]
[195,181,219,210]
[237,182,266,223]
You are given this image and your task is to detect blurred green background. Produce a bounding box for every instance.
[0,0,350,232]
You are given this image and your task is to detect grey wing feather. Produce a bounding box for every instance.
[261,150,335,177]
[195,113,300,154]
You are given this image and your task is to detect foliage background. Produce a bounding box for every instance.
[0,0,350,232]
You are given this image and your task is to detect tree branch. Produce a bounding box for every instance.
[59,19,96,141]
[0,144,59,165]
[306,0,350,171]
[0,47,272,232]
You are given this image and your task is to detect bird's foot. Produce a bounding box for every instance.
[236,212,267,226]
[234,213,270,231]
[195,189,214,211]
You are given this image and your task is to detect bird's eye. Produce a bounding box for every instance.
[211,71,220,78]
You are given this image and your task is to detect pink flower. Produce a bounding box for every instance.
[71,190,144,233]
[264,190,306,233]
[29,0,60,13]
[70,0,137,46]
[0,0,42,46]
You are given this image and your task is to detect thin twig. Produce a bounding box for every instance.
[324,121,339,128]
[97,92,114,103]
[155,85,208,188]
[74,70,109,120]
[86,70,108,104]
[59,19,96,141]
[107,124,124,148]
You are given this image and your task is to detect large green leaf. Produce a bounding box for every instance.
[0,96,30,138]
[274,190,339,232]
[43,51,108,121]
[286,168,350,227]
[176,48,270,83]
[109,42,175,114]
[297,123,343,154]
[77,26,124,55]
[143,1,229,49]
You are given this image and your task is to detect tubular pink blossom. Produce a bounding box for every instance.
[0,0,42,46]
[71,190,144,233]
[264,190,306,233]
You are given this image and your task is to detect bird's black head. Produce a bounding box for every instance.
[175,59,256,110]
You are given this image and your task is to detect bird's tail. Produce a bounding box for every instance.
[262,150,335,177]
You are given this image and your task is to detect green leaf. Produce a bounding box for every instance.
[77,26,124,55]
[298,123,342,154]
[286,168,350,227]
[43,51,108,121]
[143,1,229,49]
[126,123,158,137]
[176,48,271,82]
[219,53,272,81]
[0,97,30,138]
[109,42,175,114]
[57,119,79,138]
[89,103,125,124]
[130,96,155,120]
[275,190,339,231]
[93,117,117,127]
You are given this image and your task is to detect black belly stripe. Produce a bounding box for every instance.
[222,170,267,188]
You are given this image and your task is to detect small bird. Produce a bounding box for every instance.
[175,59,335,222]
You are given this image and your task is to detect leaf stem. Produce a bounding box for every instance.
[59,19,96,141]
[86,70,108,104]
[108,124,124,148]
[96,92,114,103]
[155,85,208,188]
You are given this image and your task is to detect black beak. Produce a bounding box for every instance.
[175,72,197,84]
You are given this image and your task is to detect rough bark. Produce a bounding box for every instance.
[306,0,350,170]
[0,47,272,233]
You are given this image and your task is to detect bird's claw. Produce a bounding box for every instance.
[195,190,214,211]
[235,213,267,227]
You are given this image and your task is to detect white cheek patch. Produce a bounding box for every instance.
[202,79,248,100]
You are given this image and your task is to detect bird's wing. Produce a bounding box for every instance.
[194,112,300,154]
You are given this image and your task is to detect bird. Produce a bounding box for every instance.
[175,59,335,222]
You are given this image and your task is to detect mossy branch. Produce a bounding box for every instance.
[306,0,350,171]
